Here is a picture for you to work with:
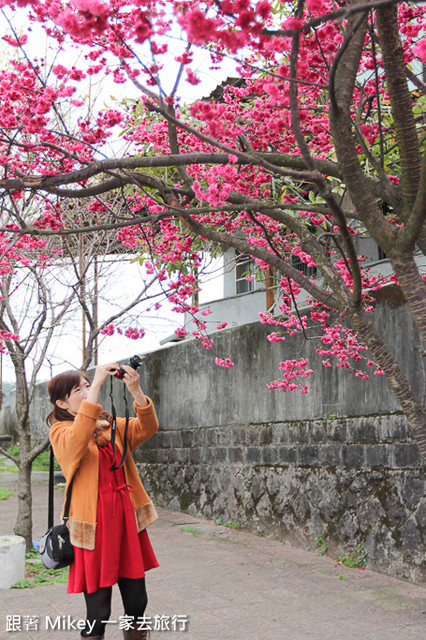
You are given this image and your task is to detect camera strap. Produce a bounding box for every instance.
[109,376,129,471]
[48,444,74,528]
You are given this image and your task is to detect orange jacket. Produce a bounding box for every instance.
[49,397,159,550]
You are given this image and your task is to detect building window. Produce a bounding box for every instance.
[291,255,317,278]
[235,253,255,295]
[378,246,386,261]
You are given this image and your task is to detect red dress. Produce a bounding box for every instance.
[67,442,159,594]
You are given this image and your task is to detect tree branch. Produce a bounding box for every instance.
[288,0,363,311]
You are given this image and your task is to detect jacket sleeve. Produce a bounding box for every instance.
[116,396,159,451]
[49,400,103,479]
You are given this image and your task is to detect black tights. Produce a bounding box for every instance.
[82,577,148,638]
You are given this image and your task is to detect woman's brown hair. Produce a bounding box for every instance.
[46,370,91,427]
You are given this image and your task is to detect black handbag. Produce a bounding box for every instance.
[39,445,74,570]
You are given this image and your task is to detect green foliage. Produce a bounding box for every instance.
[315,536,328,556]
[223,520,241,530]
[0,487,13,501]
[32,448,59,472]
[5,445,60,472]
[11,552,69,589]
[339,544,368,569]
[11,579,34,589]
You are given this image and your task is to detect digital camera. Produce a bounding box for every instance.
[115,355,144,380]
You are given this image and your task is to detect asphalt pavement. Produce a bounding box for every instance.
[0,471,425,640]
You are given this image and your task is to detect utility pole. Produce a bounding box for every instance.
[80,234,86,367]
[0,351,3,411]
[94,254,98,366]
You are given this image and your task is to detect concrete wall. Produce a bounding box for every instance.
[26,290,425,583]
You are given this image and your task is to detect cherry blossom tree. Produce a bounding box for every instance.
[0,0,425,463]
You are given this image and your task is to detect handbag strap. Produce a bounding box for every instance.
[48,445,73,528]
[109,376,129,471]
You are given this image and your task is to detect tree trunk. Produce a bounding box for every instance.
[391,255,426,345]
[12,357,34,551]
[351,309,426,463]
[14,444,33,552]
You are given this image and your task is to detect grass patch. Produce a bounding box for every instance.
[0,445,60,473]
[223,520,241,530]
[180,527,200,535]
[11,548,69,589]
[0,487,13,501]
[0,455,18,473]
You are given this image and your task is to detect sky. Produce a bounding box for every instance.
[0,252,224,383]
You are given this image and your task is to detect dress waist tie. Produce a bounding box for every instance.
[110,483,134,516]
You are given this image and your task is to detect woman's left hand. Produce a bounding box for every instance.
[120,365,148,407]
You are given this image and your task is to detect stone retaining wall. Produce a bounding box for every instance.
[135,412,425,584]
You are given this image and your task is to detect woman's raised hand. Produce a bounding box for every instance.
[86,363,120,404]
[120,365,148,407]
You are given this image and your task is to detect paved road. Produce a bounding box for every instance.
[0,471,425,640]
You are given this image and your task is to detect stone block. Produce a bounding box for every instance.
[181,430,193,447]
[272,423,289,444]
[169,431,183,448]
[228,447,243,463]
[278,446,297,464]
[156,449,169,464]
[262,447,278,465]
[415,501,426,528]
[378,415,408,441]
[232,426,247,445]
[400,474,425,508]
[394,444,423,468]
[201,448,215,464]
[318,444,342,467]
[288,424,310,444]
[259,425,273,445]
[217,429,233,446]
[0,535,25,590]
[166,449,179,463]
[177,448,190,463]
[248,428,260,445]
[327,420,348,442]
[161,432,172,448]
[206,429,217,447]
[142,449,158,463]
[400,517,422,549]
[246,447,262,463]
[366,444,391,468]
[191,430,204,446]
[351,418,378,443]
[341,444,365,467]
[189,448,201,464]
[308,422,327,443]
[297,445,320,466]
[213,447,227,463]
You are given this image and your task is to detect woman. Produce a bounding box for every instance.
[46,361,159,640]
